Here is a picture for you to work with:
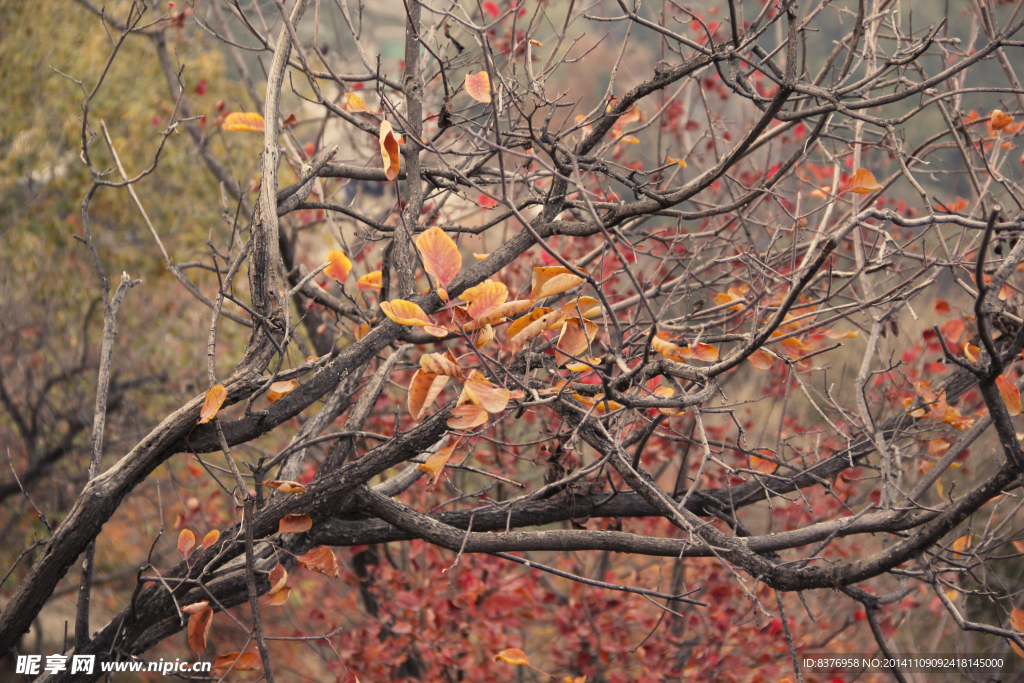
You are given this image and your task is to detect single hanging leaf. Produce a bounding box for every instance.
[530,266,586,300]
[268,564,288,594]
[690,342,719,362]
[201,529,220,550]
[749,349,774,371]
[465,71,492,103]
[420,353,464,378]
[177,529,196,558]
[477,299,534,326]
[265,586,292,606]
[992,109,1015,131]
[183,602,213,655]
[381,299,433,327]
[494,648,530,666]
[952,534,971,557]
[278,514,313,533]
[213,652,262,672]
[418,444,458,488]
[198,385,227,424]
[325,250,352,282]
[847,168,883,194]
[222,112,265,132]
[379,119,401,181]
[997,375,1022,416]
[358,270,383,292]
[267,379,298,404]
[344,92,369,113]
[263,480,306,494]
[474,323,495,348]
[297,546,340,577]
[408,370,450,421]
[416,226,463,289]
[1012,607,1024,632]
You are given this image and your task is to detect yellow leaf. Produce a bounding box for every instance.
[651,334,692,363]
[381,299,433,327]
[653,385,682,417]
[379,119,401,181]
[344,92,369,113]
[222,112,265,132]
[560,296,602,319]
[992,109,1015,131]
[201,529,220,550]
[473,252,490,260]
[417,227,463,288]
[418,444,457,487]
[530,266,586,299]
[509,310,566,350]
[420,352,464,378]
[357,270,383,292]
[666,156,687,167]
[408,370,450,421]
[460,279,508,320]
[198,385,227,424]
[465,71,492,103]
[462,377,510,413]
[474,324,495,348]
[325,250,352,282]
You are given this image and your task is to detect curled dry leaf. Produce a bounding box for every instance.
[325,250,352,282]
[381,299,433,327]
[344,92,369,113]
[265,585,292,606]
[201,529,220,550]
[653,385,682,417]
[530,266,586,300]
[177,529,196,558]
[357,270,383,292]
[278,513,313,534]
[992,109,1015,131]
[198,384,227,424]
[212,652,262,672]
[478,299,534,326]
[418,443,457,487]
[447,404,489,430]
[474,324,495,348]
[184,601,213,656]
[847,168,884,194]
[416,226,462,289]
[420,352,464,378]
[268,563,288,594]
[465,71,491,103]
[508,309,566,350]
[494,648,531,665]
[574,393,623,412]
[556,318,598,363]
[560,296,602,319]
[997,374,1022,416]
[463,377,510,413]
[222,112,265,132]
[297,545,340,577]
[267,379,299,404]
[262,479,307,494]
[651,335,690,363]
[379,119,401,181]
[408,369,450,420]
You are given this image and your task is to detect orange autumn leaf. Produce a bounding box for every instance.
[494,648,531,666]
[666,156,687,167]
[357,270,383,292]
[1011,608,1024,656]
[574,393,623,412]
[824,328,859,340]
[417,226,463,289]
[750,449,778,474]
[268,564,288,594]
[690,342,719,362]
[265,585,291,606]
[1014,541,1024,555]
[212,652,262,672]
[297,546,340,577]
[530,266,586,300]
[281,112,298,127]
[201,529,220,550]
[749,349,773,371]
[198,384,227,424]
[653,385,682,417]
[222,112,265,132]
[354,322,370,340]
[379,119,401,181]
[714,291,743,311]
[509,309,566,350]
[408,369,450,421]
[474,252,490,260]
[474,323,496,348]
[278,514,313,533]
[965,343,980,364]
[460,279,508,320]
[478,299,534,326]
[952,534,971,557]
[420,351,464,378]
[651,334,691,363]
[560,296,602,319]
[463,377,511,414]
[928,439,951,456]
[183,601,213,655]
[847,168,883,194]
[344,92,369,113]
[447,403,489,430]
[934,299,951,314]
[177,529,196,558]
[556,317,598,362]
[992,109,1015,131]
[262,479,307,494]
[381,299,433,327]
[325,249,352,282]
[465,71,492,103]
[997,375,1022,416]
[418,443,457,487]
[267,379,298,404]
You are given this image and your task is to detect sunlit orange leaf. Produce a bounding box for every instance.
[418,443,457,487]
[619,135,640,144]
[691,342,719,362]
[574,393,623,412]
[354,322,370,340]
[749,349,773,371]
[992,109,1015,131]
[463,378,511,413]
[557,318,598,363]
[379,119,401,181]
[998,375,1022,416]
[344,92,369,113]
[325,250,352,282]
[952,534,971,557]
[267,379,298,404]
[177,529,196,558]
[278,514,313,534]
[965,343,980,364]
[928,439,951,456]
[198,384,227,424]
[297,546,340,577]
[222,112,265,132]
[559,296,602,320]
[750,449,778,474]
[417,226,463,289]
[478,299,534,326]
[460,279,508,320]
[474,324,496,348]
[509,309,566,350]
[575,115,593,134]
[474,252,490,260]
[357,270,383,292]
[824,328,859,339]
[465,71,491,103]
[566,357,602,372]
[202,529,220,550]
[265,586,292,606]
[213,652,262,672]
[666,156,687,167]
[530,266,586,300]
[269,564,288,594]
[381,299,433,327]
[494,648,530,665]
[847,168,883,194]
[263,479,306,494]
[420,352,464,378]
[447,403,489,430]
[651,334,691,363]
[408,369,450,421]
[714,291,743,311]
[653,385,682,416]
[184,602,213,655]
